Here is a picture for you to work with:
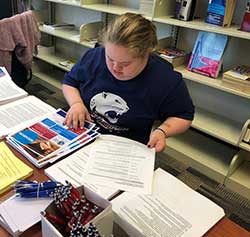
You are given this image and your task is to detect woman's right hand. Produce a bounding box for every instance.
[64,101,93,129]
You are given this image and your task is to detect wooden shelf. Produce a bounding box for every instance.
[33,70,63,90]
[176,65,250,99]
[45,0,139,15]
[193,107,242,146]
[164,129,237,183]
[239,142,250,152]
[35,50,73,72]
[82,3,139,15]
[39,25,96,48]
[226,160,250,198]
[45,0,81,7]
[153,16,250,40]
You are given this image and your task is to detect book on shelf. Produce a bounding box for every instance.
[240,0,250,32]
[112,168,225,237]
[222,65,250,92]
[187,31,228,78]
[205,0,236,27]
[7,109,100,168]
[223,65,250,82]
[175,0,197,21]
[0,142,33,195]
[157,48,189,67]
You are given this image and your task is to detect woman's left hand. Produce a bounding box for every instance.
[147,129,166,152]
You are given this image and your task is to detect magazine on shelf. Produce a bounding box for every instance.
[187,31,228,78]
[112,168,225,237]
[7,109,100,168]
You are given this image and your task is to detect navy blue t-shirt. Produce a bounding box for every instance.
[62,47,194,144]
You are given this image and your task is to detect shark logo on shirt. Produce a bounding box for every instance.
[90,92,129,124]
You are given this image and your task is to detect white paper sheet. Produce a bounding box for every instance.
[0,67,28,105]
[0,96,55,138]
[0,195,52,235]
[112,168,225,237]
[84,135,155,194]
[45,144,119,200]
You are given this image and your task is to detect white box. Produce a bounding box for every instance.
[41,186,113,237]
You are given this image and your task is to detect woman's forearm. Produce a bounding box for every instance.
[62,84,83,107]
[157,117,192,138]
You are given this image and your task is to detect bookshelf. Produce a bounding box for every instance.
[165,129,238,183]
[28,0,250,197]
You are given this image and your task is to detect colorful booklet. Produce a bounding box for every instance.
[187,31,228,78]
[7,109,100,168]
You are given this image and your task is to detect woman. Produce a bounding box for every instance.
[62,13,194,152]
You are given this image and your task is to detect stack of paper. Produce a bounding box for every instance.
[0,67,28,105]
[45,135,155,199]
[0,142,33,195]
[84,135,155,195]
[0,95,56,139]
[0,67,56,139]
[112,168,225,237]
[7,109,100,168]
[222,65,250,93]
[45,143,119,200]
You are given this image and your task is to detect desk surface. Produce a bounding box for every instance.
[1,146,250,237]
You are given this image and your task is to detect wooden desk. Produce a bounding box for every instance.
[1,146,250,237]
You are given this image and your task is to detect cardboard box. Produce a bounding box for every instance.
[41,186,113,237]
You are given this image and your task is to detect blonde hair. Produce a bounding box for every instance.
[102,13,158,58]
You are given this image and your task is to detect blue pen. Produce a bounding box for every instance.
[16,188,55,198]
[15,181,61,192]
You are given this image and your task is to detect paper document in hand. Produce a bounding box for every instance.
[84,135,155,194]
[45,144,119,200]
[0,95,56,139]
[0,142,33,195]
[0,67,28,105]
[112,168,225,237]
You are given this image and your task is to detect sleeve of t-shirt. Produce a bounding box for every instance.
[159,74,195,122]
[62,49,94,88]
